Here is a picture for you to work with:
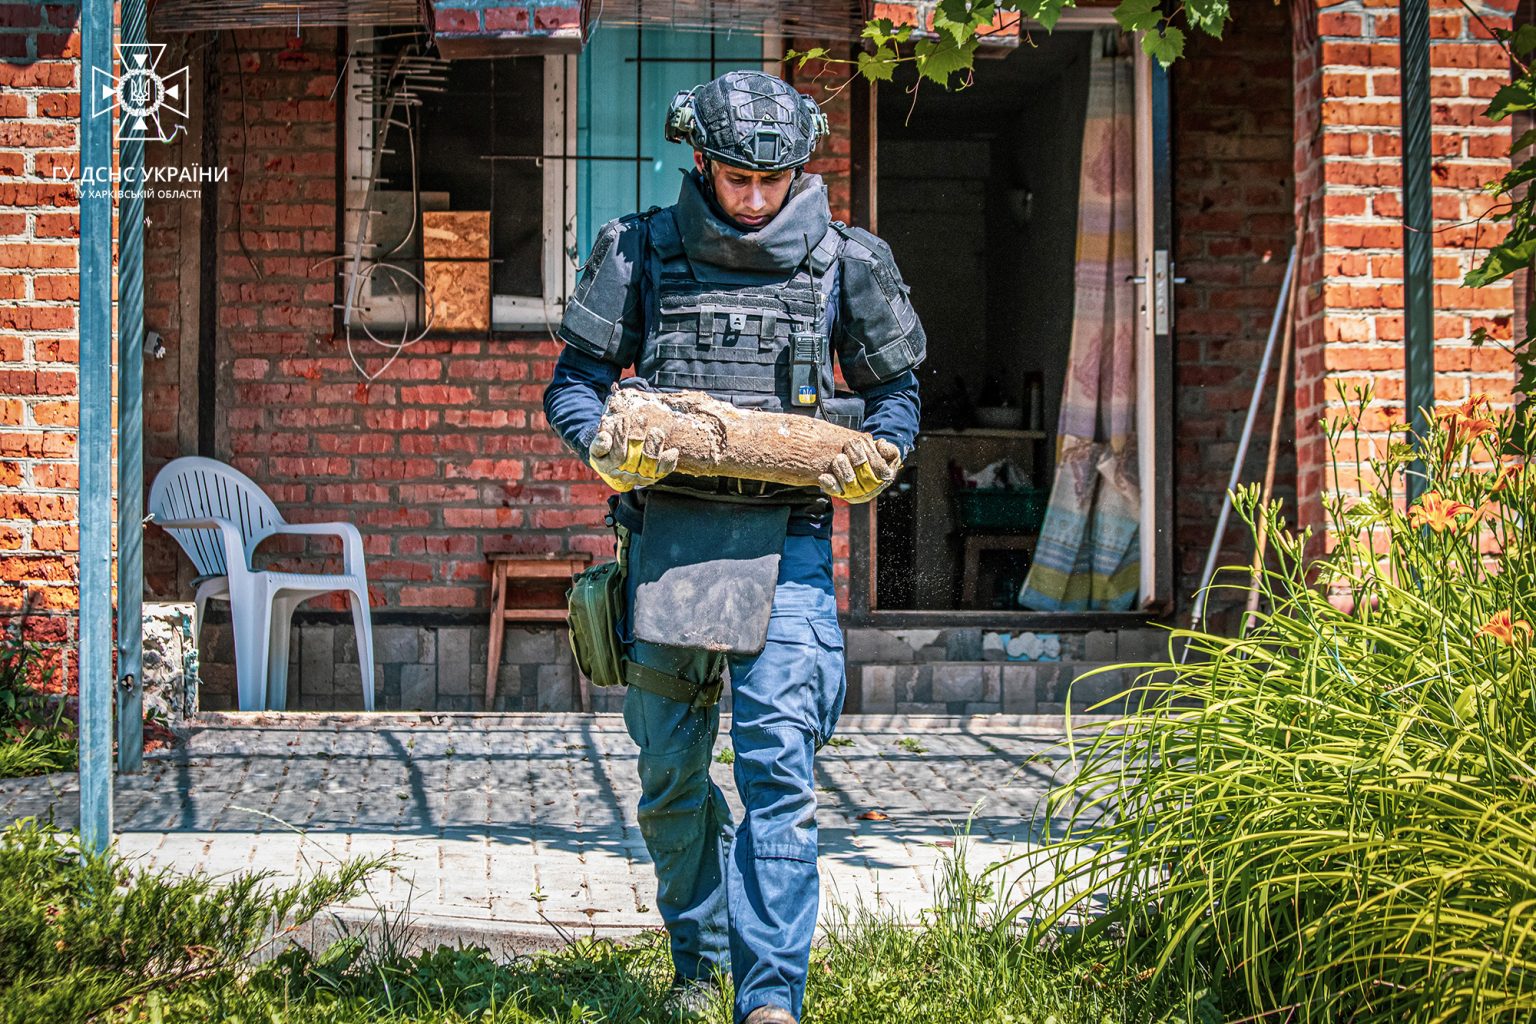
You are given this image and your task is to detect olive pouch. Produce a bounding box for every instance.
[566,534,629,689]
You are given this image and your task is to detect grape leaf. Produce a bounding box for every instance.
[933,0,996,46]
[1465,236,1536,288]
[1142,25,1185,67]
[1184,0,1228,38]
[1513,24,1536,57]
[858,47,901,83]
[1019,0,1072,31]
[861,18,912,48]
[1114,0,1163,34]
[786,46,830,69]
[1489,80,1536,121]
[914,34,980,87]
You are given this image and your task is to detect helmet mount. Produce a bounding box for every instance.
[665,70,829,173]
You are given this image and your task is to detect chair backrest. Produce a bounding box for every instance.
[148,457,285,578]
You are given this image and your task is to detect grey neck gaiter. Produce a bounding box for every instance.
[675,170,833,274]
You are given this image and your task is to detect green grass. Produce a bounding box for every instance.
[0,725,75,778]
[129,928,1188,1023]
[0,817,1191,1024]
[1,819,381,1024]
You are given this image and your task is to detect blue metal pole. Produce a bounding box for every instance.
[1401,0,1435,500]
[116,0,146,774]
[79,0,115,854]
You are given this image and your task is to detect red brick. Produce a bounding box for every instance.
[483,6,530,31]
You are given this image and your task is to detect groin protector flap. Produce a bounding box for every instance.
[631,490,788,655]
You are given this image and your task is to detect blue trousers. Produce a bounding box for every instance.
[621,530,846,1023]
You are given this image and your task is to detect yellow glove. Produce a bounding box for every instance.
[588,417,679,493]
[818,436,901,504]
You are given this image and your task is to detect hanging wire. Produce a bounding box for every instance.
[311,35,448,383]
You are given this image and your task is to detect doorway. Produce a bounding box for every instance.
[871,29,1147,612]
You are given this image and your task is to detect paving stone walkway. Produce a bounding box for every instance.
[0,713,1093,952]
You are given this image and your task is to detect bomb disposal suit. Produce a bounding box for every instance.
[543,71,924,1024]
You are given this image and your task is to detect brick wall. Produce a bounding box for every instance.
[1172,1,1297,619]
[0,3,85,688]
[8,3,1524,711]
[164,27,617,620]
[1293,0,1518,552]
[429,0,582,56]
[159,30,885,639]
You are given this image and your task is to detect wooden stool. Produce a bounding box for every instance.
[960,534,1037,607]
[485,553,591,710]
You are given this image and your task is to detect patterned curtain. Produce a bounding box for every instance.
[1018,43,1140,612]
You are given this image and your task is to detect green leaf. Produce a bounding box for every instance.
[1511,127,1536,155]
[788,46,830,69]
[861,17,911,48]
[933,0,995,46]
[1488,80,1536,121]
[1470,326,1490,348]
[857,47,900,83]
[860,18,892,42]
[914,34,979,87]
[1141,24,1185,67]
[1018,0,1074,31]
[1514,24,1536,57]
[1183,0,1228,38]
[1114,0,1163,34]
[1465,235,1536,288]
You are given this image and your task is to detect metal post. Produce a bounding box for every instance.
[79,0,115,853]
[116,0,146,774]
[1401,0,1435,500]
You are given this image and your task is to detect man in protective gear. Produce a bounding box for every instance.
[543,70,924,1024]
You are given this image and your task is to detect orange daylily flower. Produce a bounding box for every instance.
[1480,609,1532,645]
[1490,458,1524,494]
[1408,490,1473,533]
[1437,396,1497,461]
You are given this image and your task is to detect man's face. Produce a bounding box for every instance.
[695,151,795,230]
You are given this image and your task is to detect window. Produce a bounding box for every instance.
[342,29,576,333]
[575,26,773,259]
[341,25,777,336]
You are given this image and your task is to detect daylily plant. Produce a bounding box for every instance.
[1030,388,1536,1024]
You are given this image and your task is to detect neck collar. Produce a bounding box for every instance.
[675,170,832,273]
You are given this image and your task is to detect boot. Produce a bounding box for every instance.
[742,1008,797,1024]
[664,977,721,1021]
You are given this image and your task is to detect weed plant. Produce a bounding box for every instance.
[1028,392,1536,1022]
[0,819,378,1023]
[0,636,76,779]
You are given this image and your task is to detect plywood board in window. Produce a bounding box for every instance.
[423,211,491,331]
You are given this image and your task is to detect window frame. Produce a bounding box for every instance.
[340,28,578,334]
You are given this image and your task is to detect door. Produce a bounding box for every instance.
[861,22,1171,616]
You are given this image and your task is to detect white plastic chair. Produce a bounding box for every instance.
[148,456,375,712]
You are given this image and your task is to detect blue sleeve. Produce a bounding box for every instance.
[543,346,623,462]
[858,370,921,463]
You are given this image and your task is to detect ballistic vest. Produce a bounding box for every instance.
[636,210,862,429]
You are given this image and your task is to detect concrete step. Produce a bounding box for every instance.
[852,659,1169,715]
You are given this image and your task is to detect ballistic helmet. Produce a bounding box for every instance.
[665,70,829,172]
